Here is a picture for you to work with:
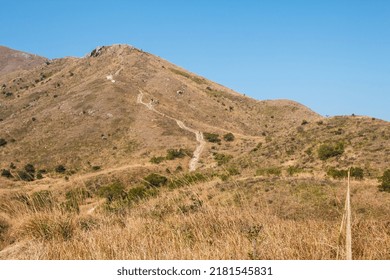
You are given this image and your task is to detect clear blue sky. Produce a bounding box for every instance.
[1,0,389,121]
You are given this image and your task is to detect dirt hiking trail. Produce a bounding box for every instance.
[137,90,205,171]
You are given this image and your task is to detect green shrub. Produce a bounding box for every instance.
[176,165,183,172]
[379,170,390,192]
[166,149,189,160]
[143,173,168,188]
[327,167,364,180]
[223,133,235,142]
[98,182,126,202]
[327,167,348,179]
[214,153,233,166]
[204,133,221,143]
[24,163,35,175]
[350,167,364,180]
[17,170,34,181]
[318,142,345,160]
[55,165,66,173]
[36,171,44,179]
[1,169,13,178]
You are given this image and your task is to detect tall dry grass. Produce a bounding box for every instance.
[0,176,389,260]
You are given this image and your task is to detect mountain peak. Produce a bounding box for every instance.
[86,44,135,58]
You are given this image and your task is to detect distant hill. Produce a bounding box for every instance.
[0,46,47,76]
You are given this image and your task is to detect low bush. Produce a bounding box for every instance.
[223,133,235,142]
[24,163,35,175]
[327,167,364,180]
[379,170,390,192]
[327,167,348,179]
[143,173,168,188]
[318,142,345,160]
[55,165,66,174]
[17,170,34,181]
[350,167,364,180]
[36,171,44,179]
[1,169,13,178]
[204,133,221,143]
[166,149,189,160]
[214,153,233,166]
[98,182,126,202]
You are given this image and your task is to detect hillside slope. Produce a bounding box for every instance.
[0,44,323,175]
[0,46,47,76]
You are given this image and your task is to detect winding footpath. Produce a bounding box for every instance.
[137,90,205,171]
[106,51,205,172]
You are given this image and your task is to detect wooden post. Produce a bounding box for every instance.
[346,168,352,260]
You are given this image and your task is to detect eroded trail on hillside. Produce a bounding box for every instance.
[137,90,205,171]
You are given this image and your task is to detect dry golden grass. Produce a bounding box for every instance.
[1,174,389,260]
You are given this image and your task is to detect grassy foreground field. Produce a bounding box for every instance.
[1,171,389,260]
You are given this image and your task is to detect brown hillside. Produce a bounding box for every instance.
[0,44,321,174]
[0,46,47,76]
